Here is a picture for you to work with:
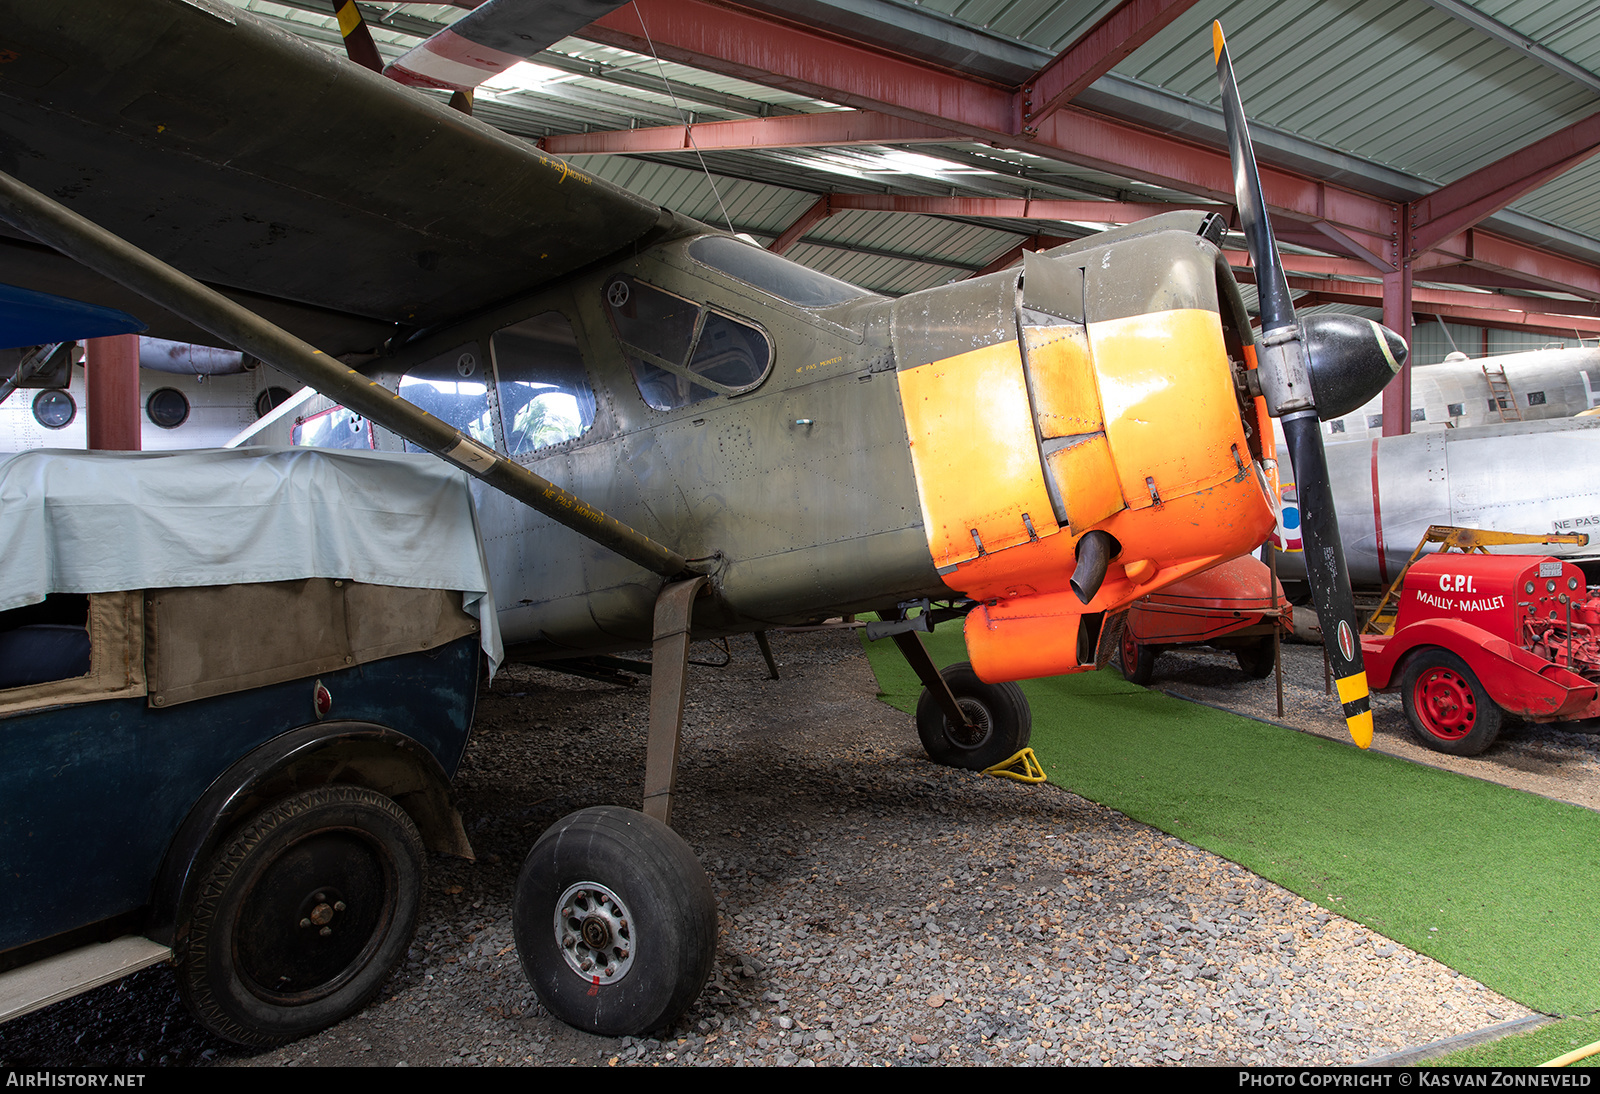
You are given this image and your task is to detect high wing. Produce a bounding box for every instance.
[0,0,692,355]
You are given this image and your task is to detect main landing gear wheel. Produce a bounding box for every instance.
[1401,648,1503,756]
[512,806,717,1037]
[1118,625,1157,685]
[177,785,424,1047]
[915,661,1032,771]
[1234,636,1276,679]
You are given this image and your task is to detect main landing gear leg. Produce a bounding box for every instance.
[643,575,708,826]
[511,576,717,1038]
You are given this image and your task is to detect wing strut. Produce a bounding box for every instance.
[0,168,697,581]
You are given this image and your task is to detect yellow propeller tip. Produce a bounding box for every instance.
[1212,22,1226,64]
[1347,709,1374,750]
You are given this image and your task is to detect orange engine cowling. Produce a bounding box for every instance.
[893,229,1276,682]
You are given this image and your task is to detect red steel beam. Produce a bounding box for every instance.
[969,233,1076,278]
[539,110,956,155]
[1294,293,1600,339]
[1411,111,1600,255]
[1381,262,1413,436]
[1023,0,1202,132]
[1482,293,1600,318]
[770,196,834,254]
[578,0,1600,302]
[825,194,1216,221]
[1286,277,1600,336]
[975,242,1030,277]
[1420,229,1600,300]
[1223,250,1382,279]
[1409,264,1583,294]
[84,334,141,451]
[582,0,1397,240]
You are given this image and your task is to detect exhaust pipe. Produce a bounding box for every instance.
[1070,530,1118,605]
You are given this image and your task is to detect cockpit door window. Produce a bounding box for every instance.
[397,343,494,453]
[490,312,597,455]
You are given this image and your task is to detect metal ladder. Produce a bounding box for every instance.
[1483,364,1523,421]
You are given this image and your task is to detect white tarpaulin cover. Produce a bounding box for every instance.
[0,446,501,671]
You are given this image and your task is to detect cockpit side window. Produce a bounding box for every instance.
[397,343,494,453]
[490,313,596,455]
[603,275,772,412]
[687,235,875,307]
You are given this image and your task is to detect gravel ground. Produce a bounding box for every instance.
[0,628,1551,1067]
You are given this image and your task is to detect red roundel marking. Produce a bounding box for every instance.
[1337,621,1354,664]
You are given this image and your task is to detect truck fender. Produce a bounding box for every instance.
[1381,620,1596,718]
[146,721,470,948]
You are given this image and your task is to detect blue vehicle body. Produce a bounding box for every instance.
[0,448,498,1045]
[0,637,479,955]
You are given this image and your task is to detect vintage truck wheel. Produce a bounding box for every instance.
[1119,625,1157,685]
[177,785,424,1047]
[513,807,716,1037]
[915,661,1032,770]
[1401,649,1503,756]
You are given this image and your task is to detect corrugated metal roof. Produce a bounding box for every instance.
[1119,0,1600,184]
[232,0,1600,330]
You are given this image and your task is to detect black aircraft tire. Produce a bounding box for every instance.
[915,661,1032,771]
[177,785,424,1048]
[1401,648,1504,756]
[513,806,717,1038]
[1235,636,1277,679]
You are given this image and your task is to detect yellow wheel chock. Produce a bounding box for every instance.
[983,748,1046,783]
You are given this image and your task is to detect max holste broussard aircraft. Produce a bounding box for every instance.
[0,0,1405,1042]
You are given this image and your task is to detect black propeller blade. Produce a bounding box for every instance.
[1213,22,1381,749]
[331,0,383,73]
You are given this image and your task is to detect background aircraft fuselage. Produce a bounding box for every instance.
[1274,417,1600,588]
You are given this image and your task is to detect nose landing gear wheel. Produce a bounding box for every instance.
[177,785,424,1047]
[513,806,716,1037]
[1401,648,1503,756]
[914,661,1032,770]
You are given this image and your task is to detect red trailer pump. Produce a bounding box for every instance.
[1361,553,1600,755]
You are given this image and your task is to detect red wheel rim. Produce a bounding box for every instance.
[1121,627,1139,673]
[1412,666,1476,741]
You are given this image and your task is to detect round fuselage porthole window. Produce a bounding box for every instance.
[147,388,191,429]
[32,389,75,430]
[255,386,293,420]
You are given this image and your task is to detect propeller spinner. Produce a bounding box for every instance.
[1213,23,1407,749]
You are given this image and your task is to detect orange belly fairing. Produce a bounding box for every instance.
[1126,553,1289,645]
[896,307,1275,683]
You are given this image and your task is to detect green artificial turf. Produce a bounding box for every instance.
[863,626,1600,1019]
[1430,1015,1600,1067]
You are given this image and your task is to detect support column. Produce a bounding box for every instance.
[1381,207,1413,437]
[84,333,141,450]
